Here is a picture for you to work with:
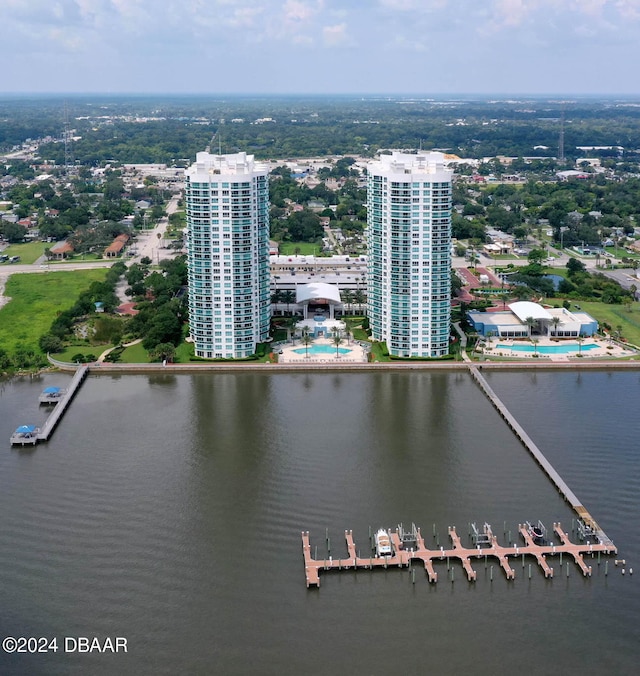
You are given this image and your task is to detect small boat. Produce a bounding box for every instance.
[39,386,64,404]
[528,523,545,545]
[10,425,40,446]
[374,529,393,557]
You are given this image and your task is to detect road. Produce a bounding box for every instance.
[600,268,640,298]
[130,195,181,265]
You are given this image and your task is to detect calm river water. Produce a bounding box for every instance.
[0,370,638,675]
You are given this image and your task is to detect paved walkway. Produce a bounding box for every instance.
[97,338,143,363]
[452,322,470,362]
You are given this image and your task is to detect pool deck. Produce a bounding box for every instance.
[483,337,634,362]
[279,338,369,364]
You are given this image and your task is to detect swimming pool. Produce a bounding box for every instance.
[293,344,352,356]
[495,342,599,354]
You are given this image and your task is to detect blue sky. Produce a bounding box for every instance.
[2,0,640,95]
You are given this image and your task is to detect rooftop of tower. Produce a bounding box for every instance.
[371,150,451,176]
[186,151,268,178]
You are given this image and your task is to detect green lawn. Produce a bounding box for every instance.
[119,342,150,363]
[568,299,640,346]
[0,269,108,354]
[49,253,104,264]
[1,241,47,264]
[118,340,194,363]
[277,241,319,256]
[56,343,113,362]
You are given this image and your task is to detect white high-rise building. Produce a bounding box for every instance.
[185,151,270,359]
[366,151,453,357]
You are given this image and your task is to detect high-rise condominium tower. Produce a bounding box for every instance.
[186,151,270,358]
[367,151,452,357]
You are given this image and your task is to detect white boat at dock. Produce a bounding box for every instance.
[374,528,393,557]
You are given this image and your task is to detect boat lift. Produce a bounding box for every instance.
[525,520,548,545]
[576,517,598,544]
[470,522,493,548]
[397,522,418,550]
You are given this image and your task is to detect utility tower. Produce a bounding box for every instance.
[63,102,76,175]
[558,105,565,164]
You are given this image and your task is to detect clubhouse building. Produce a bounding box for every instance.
[467,301,598,339]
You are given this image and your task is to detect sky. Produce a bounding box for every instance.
[2,0,640,95]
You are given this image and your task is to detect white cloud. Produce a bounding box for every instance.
[283,0,323,23]
[378,0,448,10]
[322,22,347,46]
[615,0,640,19]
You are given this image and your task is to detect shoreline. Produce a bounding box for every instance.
[46,358,640,374]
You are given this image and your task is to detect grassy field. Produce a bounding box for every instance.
[55,343,114,362]
[277,241,319,256]
[0,269,108,354]
[563,299,640,346]
[1,241,47,264]
[49,253,104,264]
[119,342,150,363]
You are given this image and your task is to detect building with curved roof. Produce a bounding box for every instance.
[295,282,341,319]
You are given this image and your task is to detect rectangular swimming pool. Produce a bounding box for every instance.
[293,345,352,356]
[495,342,599,354]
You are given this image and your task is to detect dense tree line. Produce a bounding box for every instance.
[125,256,188,352]
[3,95,640,164]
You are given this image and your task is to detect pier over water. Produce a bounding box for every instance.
[469,365,613,546]
[302,523,616,587]
[37,364,89,441]
[10,365,89,446]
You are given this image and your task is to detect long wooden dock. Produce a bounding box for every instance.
[468,365,614,547]
[302,523,617,588]
[36,365,89,442]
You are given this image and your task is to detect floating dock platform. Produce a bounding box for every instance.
[301,522,617,588]
[38,386,66,405]
[9,365,89,446]
[10,425,41,446]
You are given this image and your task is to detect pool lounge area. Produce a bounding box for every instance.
[484,338,635,360]
[279,338,369,363]
[495,342,600,355]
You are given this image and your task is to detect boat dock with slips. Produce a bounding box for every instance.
[9,365,89,446]
[301,520,617,588]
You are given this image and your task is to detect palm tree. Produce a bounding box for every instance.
[525,316,536,337]
[332,328,343,358]
[341,289,354,314]
[343,323,352,345]
[500,292,510,310]
[281,289,296,314]
[577,336,584,355]
[531,338,539,356]
[353,289,366,315]
[300,326,312,358]
[550,316,562,337]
